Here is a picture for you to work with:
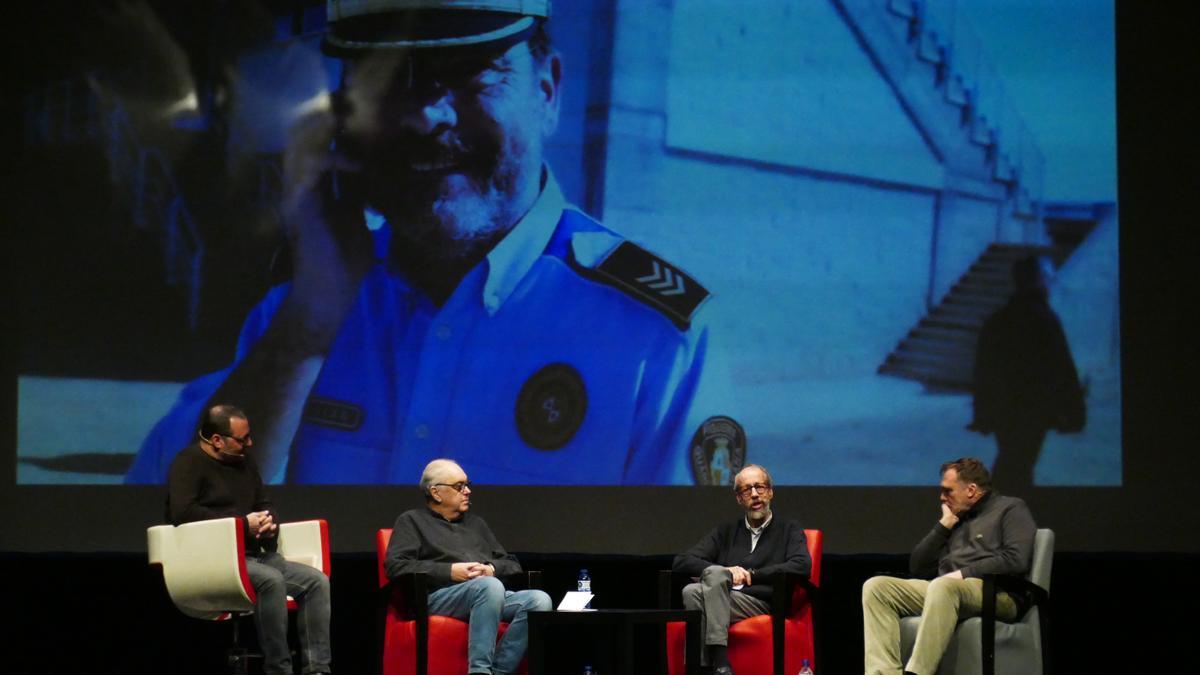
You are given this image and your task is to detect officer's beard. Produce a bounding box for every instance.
[374,139,541,303]
[363,129,538,262]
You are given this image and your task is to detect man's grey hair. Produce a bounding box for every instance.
[419,458,463,501]
[733,464,773,491]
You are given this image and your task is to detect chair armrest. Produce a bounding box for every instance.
[657,570,675,609]
[378,573,432,675]
[380,572,431,621]
[493,568,542,591]
[149,518,255,620]
[526,569,543,591]
[767,572,817,615]
[992,574,1049,608]
[658,569,702,610]
[768,573,812,675]
[978,574,1051,675]
[277,519,331,575]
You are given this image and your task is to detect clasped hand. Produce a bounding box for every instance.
[451,562,495,582]
[247,510,277,539]
[727,565,752,587]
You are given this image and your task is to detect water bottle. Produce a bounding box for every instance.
[577,568,592,608]
[798,658,814,675]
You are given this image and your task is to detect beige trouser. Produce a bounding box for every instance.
[861,575,1017,675]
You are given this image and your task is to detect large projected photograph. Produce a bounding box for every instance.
[11,0,1117,487]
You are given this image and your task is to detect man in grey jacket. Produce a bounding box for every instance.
[384,459,551,675]
[861,457,1036,675]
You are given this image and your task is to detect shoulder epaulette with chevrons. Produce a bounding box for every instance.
[570,240,710,330]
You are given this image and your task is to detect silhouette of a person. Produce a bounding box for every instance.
[969,256,1086,489]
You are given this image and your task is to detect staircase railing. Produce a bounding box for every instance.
[888,0,1045,221]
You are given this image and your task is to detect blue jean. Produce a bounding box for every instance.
[246,552,332,675]
[427,577,552,675]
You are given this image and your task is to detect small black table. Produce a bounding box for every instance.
[527,608,701,675]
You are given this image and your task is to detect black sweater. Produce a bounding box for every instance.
[165,443,276,553]
[672,514,811,603]
[384,507,523,591]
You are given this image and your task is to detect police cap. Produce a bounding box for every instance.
[324,0,551,54]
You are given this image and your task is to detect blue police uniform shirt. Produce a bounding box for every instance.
[126,173,723,485]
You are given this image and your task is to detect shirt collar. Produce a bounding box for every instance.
[745,512,773,534]
[480,167,568,316]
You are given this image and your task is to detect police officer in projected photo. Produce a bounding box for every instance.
[127,0,736,486]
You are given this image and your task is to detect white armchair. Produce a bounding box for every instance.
[147,518,330,673]
[147,517,330,620]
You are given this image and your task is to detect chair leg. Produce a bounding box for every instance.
[227,614,260,675]
[981,576,996,675]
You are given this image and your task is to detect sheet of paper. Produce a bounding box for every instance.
[556,590,595,611]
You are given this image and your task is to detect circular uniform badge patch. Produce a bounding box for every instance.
[690,416,747,485]
[515,363,588,450]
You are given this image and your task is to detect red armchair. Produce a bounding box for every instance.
[376,528,535,675]
[663,528,823,675]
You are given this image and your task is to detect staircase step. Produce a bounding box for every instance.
[960,271,1011,288]
[922,312,985,331]
[914,316,978,334]
[894,337,976,359]
[931,302,998,319]
[970,255,1024,271]
[945,74,970,107]
[942,287,1009,304]
[918,30,945,64]
[907,324,980,346]
[878,362,973,390]
[929,307,990,324]
[884,349,975,373]
[970,116,995,147]
[946,282,1012,300]
[992,153,1016,184]
[887,0,919,19]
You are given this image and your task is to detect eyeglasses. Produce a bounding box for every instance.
[223,432,252,445]
[433,481,471,493]
[736,483,772,497]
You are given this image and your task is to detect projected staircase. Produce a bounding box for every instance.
[834,0,1046,217]
[878,243,1049,390]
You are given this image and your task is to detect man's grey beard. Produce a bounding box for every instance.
[385,192,518,262]
[747,507,772,524]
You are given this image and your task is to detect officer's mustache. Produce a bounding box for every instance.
[370,133,498,177]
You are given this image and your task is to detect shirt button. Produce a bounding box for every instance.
[414,424,430,439]
[436,324,452,341]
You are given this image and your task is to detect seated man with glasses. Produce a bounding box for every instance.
[384,459,551,675]
[166,404,332,675]
[673,464,811,675]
